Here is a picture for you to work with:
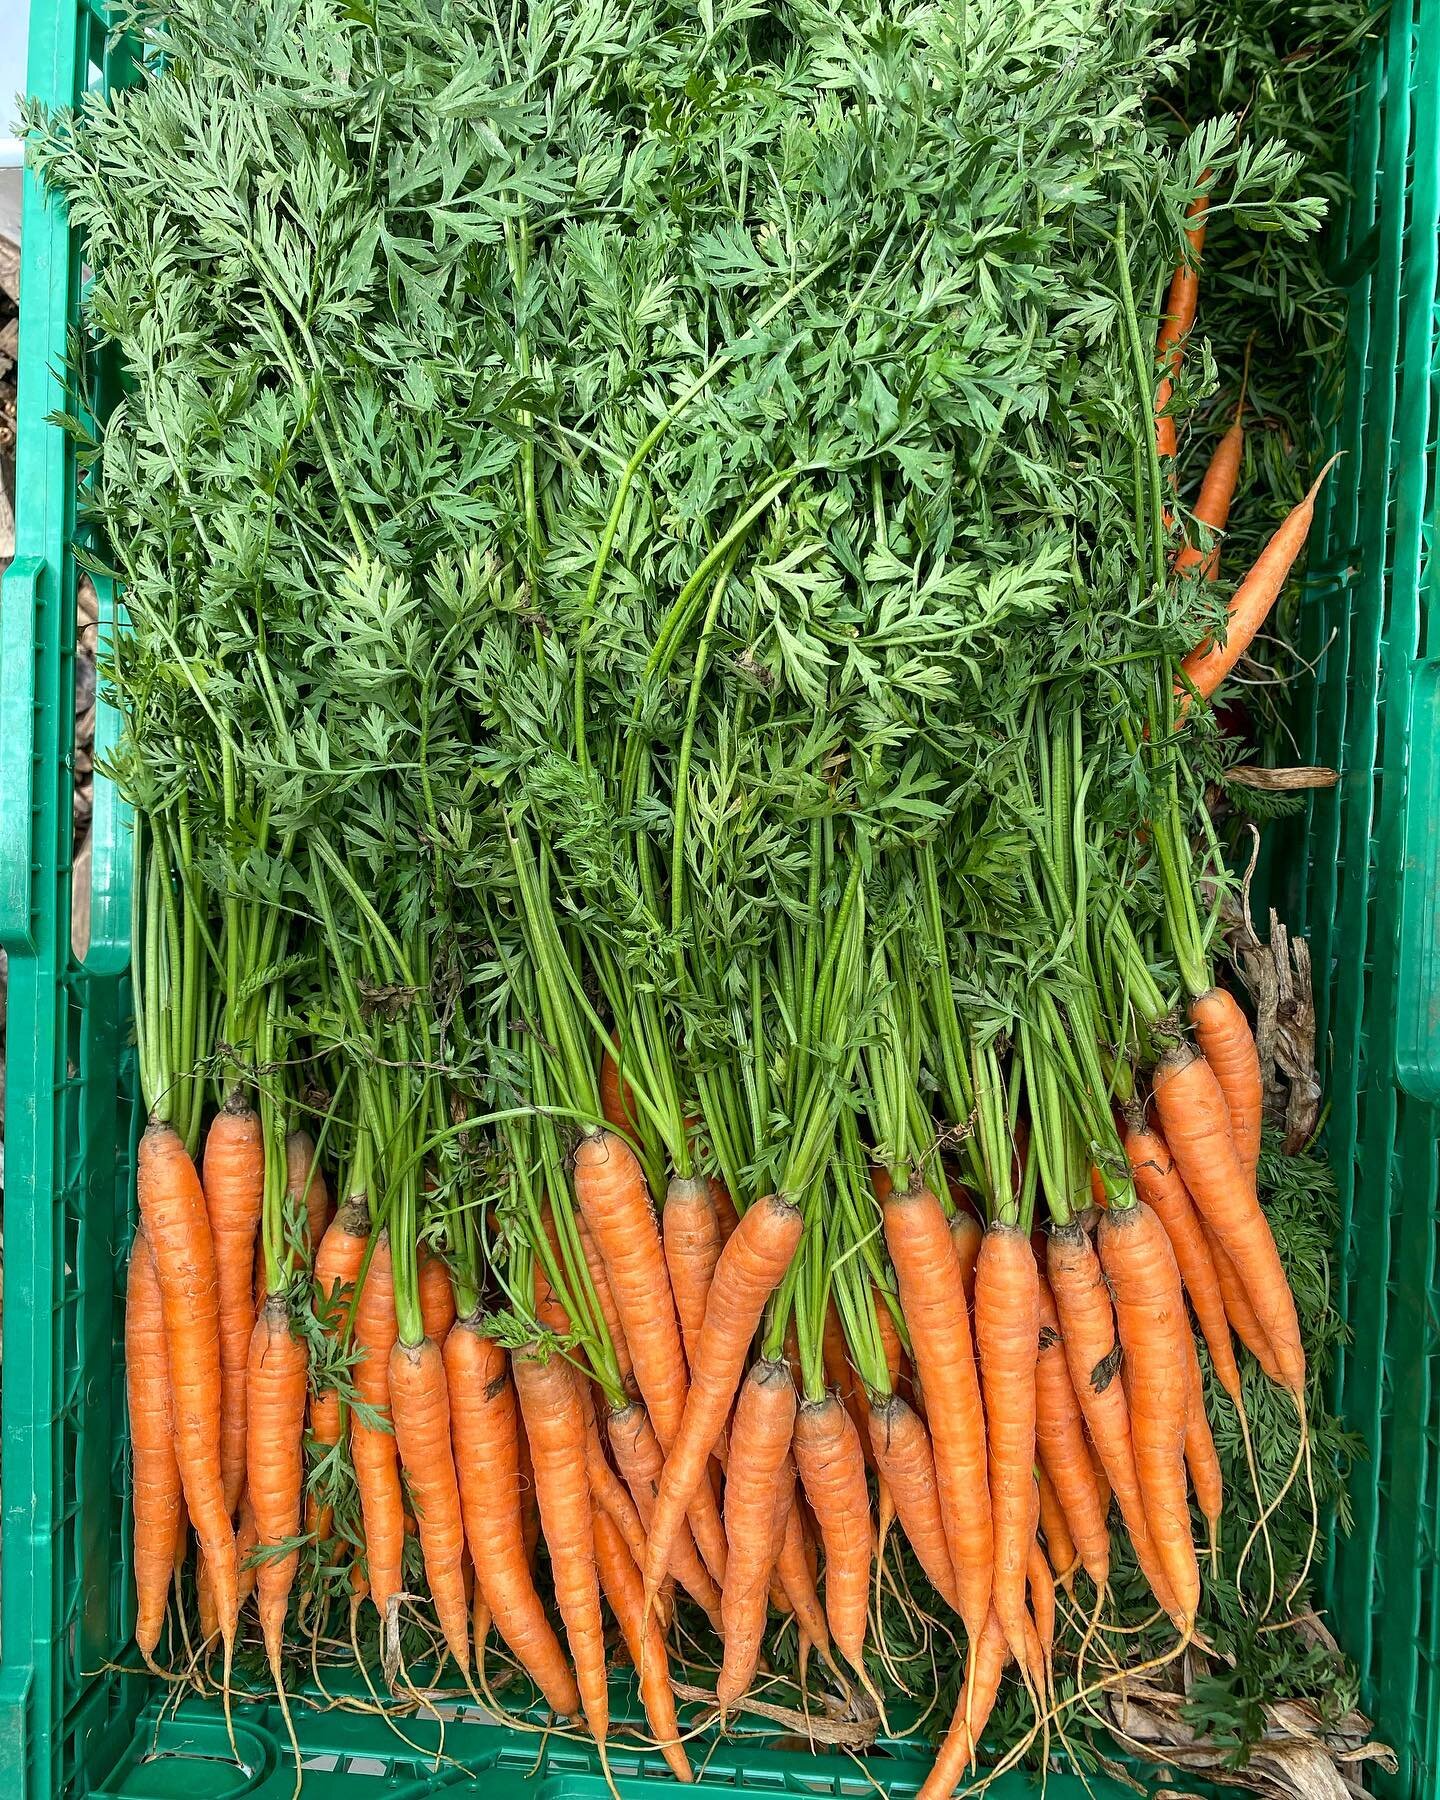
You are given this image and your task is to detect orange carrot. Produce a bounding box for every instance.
[1089,1441,1112,1521]
[532,1209,571,1338]
[512,1347,608,1744]
[572,1132,728,1580]
[710,1179,740,1246]
[518,1415,541,1571]
[793,1394,873,1674]
[1179,457,1339,705]
[593,1509,692,1781]
[868,1394,959,1610]
[286,1129,330,1256]
[444,1321,579,1716]
[307,1198,369,1544]
[608,1402,725,1632]
[575,1382,666,1628]
[949,1211,983,1312]
[197,1548,220,1647]
[576,1207,635,1394]
[1153,1046,1304,1394]
[1155,190,1210,462]
[1189,989,1264,1183]
[883,1182,992,1643]
[1175,400,1244,580]
[173,1497,189,1595]
[572,1133,686,1440]
[718,1360,797,1707]
[822,1299,887,1531]
[1047,1223,1176,1620]
[235,1491,259,1612]
[974,1222,1040,1664]
[1184,1339,1224,1561]
[247,1296,309,1672]
[1204,1222,1285,1385]
[873,1286,907,1387]
[1098,1201,1199,1628]
[774,1469,831,1669]
[767,1469,796,1622]
[1124,1115,1243,1403]
[418,1248,457,1345]
[642,1194,802,1609]
[351,1232,405,1631]
[917,1608,1009,1800]
[203,1100,265,1522]
[1034,1275,1110,1589]
[137,1122,237,1649]
[303,1388,341,1547]
[599,1043,639,1135]
[127,1230,182,1664]
[663,1175,723,1369]
[1027,1537,1055,1669]
[1035,1466,1078,1594]
[390,1335,470,1670]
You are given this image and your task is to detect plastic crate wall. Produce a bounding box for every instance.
[1290,5,1440,1797]
[0,2,145,1796]
[2,0,1439,1796]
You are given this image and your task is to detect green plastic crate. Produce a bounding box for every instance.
[4,0,1440,1795]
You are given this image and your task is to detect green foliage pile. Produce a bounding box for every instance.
[23,0,1378,1767]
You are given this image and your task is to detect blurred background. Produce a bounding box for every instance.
[1,0,29,1322]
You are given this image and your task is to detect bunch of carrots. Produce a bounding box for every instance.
[33,3,1343,1788]
[121,184,1331,1782]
